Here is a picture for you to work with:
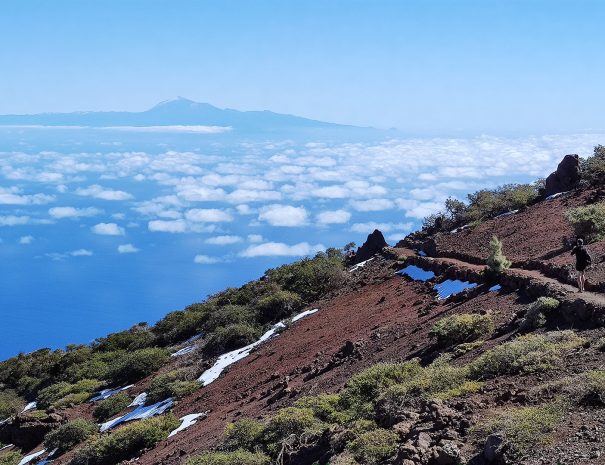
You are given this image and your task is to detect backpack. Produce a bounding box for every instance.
[581,247,593,266]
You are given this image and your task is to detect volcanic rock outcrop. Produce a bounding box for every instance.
[352,229,388,264]
[544,154,580,196]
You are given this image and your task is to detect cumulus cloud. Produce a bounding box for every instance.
[205,235,242,245]
[240,241,325,257]
[350,199,395,212]
[0,215,32,226]
[45,249,93,261]
[316,210,352,224]
[185,208,233,223]
[71,249,93,256]
[118,243,140,253]
[49,206,102,219]
[76,184,133,201]
[148,219,187,233]
[91,222,125,236]
[193,254,221,264]
[247,234,264,243]
[0,187,54,205]
[19,235,34,244]
[258,204,308,227]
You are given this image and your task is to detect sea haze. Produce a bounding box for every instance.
[0,100,603,360]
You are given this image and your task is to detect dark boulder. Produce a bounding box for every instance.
[352,229,388,264]
[0,412,63,450]
[544,154,580,196]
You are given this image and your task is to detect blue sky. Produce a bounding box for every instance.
[1,0,604,134]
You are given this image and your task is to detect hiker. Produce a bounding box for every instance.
[571,238,592,292]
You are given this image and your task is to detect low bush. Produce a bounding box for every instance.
[204,305,255,333]
[203,323,261,355]
[346,429,399,465]
[44,418,97,452]
[430,313,494,347]
[186,450,270,465]
[581,144,605,186]
[0,451,22,465]
[468,331,585,380]
[485,236,511,279]
[152,309,208,346]
[0,390,23,419]
[93,324,156,352]
[146,372,199,404]
[108,348,169,384]
[294,394,351,425]
[453,340,484,356]
[474,403,563,457]
[222,418,266,452]
[518,297,560,332]
[93,393,132,422]
[37,379,102,410]
[69,414,180,465]
[330,451,360,465]
[255,290,303,323]
[532,371,605,406]
[565,203,605,242]
[263,407,325,453]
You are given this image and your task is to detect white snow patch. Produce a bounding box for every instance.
[18,449,46,465]
[168,413,207,437]
[494,209,518,219]
[128,392,148,407]
[291,308,319,322]
[545,191,570,201]
[21,401,37,412]
[450,224,472,234]
[99,398,173,432]
[0,444,13,452]
[348,258,374,272]
[90,384,134,402]
[171,345,195,357]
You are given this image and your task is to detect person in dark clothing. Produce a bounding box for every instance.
[571,238,592,292]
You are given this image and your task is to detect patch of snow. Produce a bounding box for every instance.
[494,209,518,219]
[418,250,427,257]
[171,345,195,357]
[450,224,471,234]
[397,265,436,281]
[17,449,46,465]
[128,392,147,407]
[168,413,206,437]
[90,384,134,402]
[198,322,286,386]
[99,398,173,432]
[545,191,570,201]
[348,258,374,272]
[291,308,319,322]
[434,280,477,299]
[0,418,10,426]
[21,401,37,412]
[489,284,502,292]
[0,444,14,452]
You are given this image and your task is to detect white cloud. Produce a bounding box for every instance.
[19,235,34,244]
[351,222,414,234]
[148,219,187,233]
[0,187,54,205]
[91,222,125,236]
[316,210,351,224]
[258,204,308,227]
[49,206,102,219]
[247,234,264,243]
[118,243,140,253]
[76,184,133,201]
[350,199,395,212]
[71,249,93,256]
[226,189,282,203]
[205,235,242,245]
[185,208,233,223]
[240,241,325,257]
[193,254,221,264]
[0,215,31,226]
[45,249,94,261]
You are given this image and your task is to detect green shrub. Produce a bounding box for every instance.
[93,393,132,421]
[152,309,209,346]
[346,429,399,465]
[146,372,199,404]
[430,313,494,346]
[70,414,180,465]
[581,144,605,186]
[0,390,23,419]
[108,348,169,384]
[222,418,266,452]
[474,403,563,456]
[339,361,424,418]
[566,203,605,242]
[263,407,325,452]
[453,340,484,356]
[529,370,605,406]
[204,323,261,355]
[519,297,560,332]
[485,236,511,278]
[186,450,270,465]
[37,379,102,409]
[330,452,360,465]
[468,331,585,380]
[294,394,351,424]
[0,451,22,465]
[205,305,255,332]
[434,380,484,399]
[93,324,156,352]
[44,418,98,452]
[255,290,303,323]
